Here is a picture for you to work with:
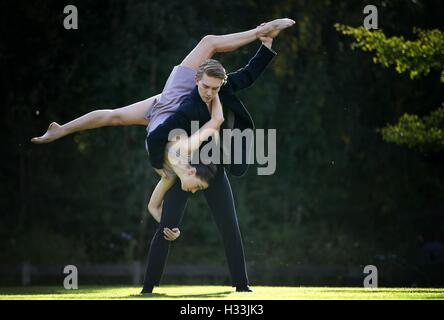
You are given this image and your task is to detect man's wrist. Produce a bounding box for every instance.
[261,43,277,55]
[262,41,272,50]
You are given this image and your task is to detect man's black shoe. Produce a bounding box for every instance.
[236,285,253,292]
[140,285,154,295]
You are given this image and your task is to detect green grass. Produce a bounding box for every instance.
[1,286,444,300]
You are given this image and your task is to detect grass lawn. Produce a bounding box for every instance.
[1,285,444,300]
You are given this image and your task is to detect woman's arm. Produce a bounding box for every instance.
[147,177,181,240]
[147,175,177,223]
[173,94,224,155]
[31,94,160,144]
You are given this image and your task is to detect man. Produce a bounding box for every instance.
[142,37,280,294]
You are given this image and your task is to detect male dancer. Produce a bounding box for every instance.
[142,19,295,293]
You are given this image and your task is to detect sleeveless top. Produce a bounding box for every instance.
[144,65,197,133]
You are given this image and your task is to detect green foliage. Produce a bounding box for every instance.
[334,25,444,82]
[379,104,444,152]
[335,24,444,152]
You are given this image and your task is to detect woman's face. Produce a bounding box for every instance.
[180,172,209,193]
[166,143,210,193]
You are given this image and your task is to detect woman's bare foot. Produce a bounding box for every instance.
[148,202,163,223]
[256,18,295,39]
[31,122,64,144]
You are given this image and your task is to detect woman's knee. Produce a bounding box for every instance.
[200,35,218,52]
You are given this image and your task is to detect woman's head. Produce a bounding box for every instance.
[165,138,218,193]
[179,163,218,193]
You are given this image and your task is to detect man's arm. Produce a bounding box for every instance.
[226,43,277,92]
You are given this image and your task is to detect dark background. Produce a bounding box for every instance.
[1,0,443,286]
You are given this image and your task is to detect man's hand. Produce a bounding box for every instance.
[163,227,181,241]
[259,36,273,49]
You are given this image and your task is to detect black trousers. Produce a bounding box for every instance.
[142,167,249,287]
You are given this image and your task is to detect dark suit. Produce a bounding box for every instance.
[143,45,276,289]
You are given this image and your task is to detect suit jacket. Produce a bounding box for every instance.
[146,44,277,177]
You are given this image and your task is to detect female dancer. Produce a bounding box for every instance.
[31,19,295,240]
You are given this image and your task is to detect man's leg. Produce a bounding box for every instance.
[142,178,190,292]
[180,18,295,70]
[203,167,249,288]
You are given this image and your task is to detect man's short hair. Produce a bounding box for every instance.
[196,59,227,84]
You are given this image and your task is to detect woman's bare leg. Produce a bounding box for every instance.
[180,18,295,70]
[31,94,160,144]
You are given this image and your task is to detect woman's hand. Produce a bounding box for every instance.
[163,227,181,241]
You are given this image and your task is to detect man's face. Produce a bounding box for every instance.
[196,73,224,104]
[180,174,209,194]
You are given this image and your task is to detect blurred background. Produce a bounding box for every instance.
[1,0,443,287]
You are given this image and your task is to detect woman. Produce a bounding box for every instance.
[31,18,295,240]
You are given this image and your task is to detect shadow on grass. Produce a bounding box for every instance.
[129,290,233,299]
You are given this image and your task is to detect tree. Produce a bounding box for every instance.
[335,25,444,152]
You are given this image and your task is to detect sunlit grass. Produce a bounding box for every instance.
[1,286,444,300]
